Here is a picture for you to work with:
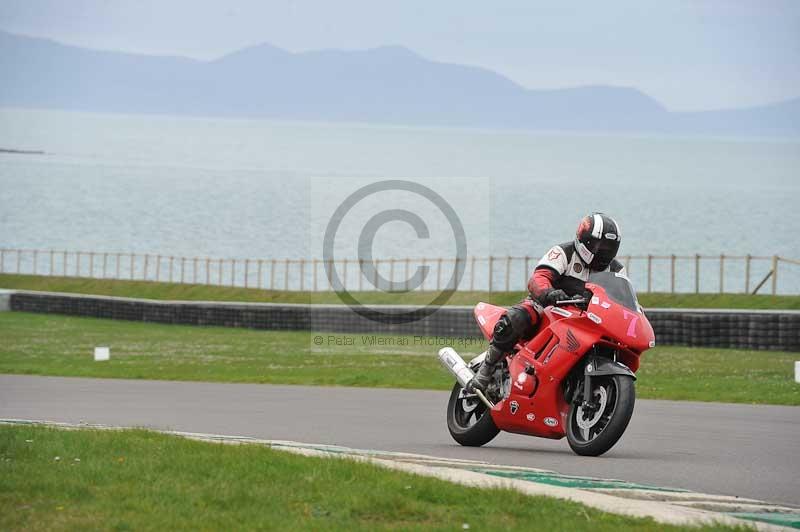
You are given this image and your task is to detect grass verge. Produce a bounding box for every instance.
[1,312,797,405]
[2,273,799,309]
[0,424,743,531]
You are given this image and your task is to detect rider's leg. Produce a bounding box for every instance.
[469,301,540,392]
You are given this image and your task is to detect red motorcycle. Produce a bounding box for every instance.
[438,271,655,456]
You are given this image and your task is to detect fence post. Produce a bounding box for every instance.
[624,255,631,273]
[373,259,379,290]
[313,259,318,291]
[50,250,54,276]
[343,259,349,291]
[358,259,364,291]
[16,249,22,274]
[437,258,443,291]
[180,257,185,284]
[64,250,68,276]
[130,254,134,280]
[143,254,148,280]
[115,253,121,279]
[470,257,476,291]
[270,259,276,289]
[670,254,676,293]
[284,259,290,290]
[205,258,211,285]
[504,256,511,292]
[646,254,652,293]
[218,258,223,285]
[719,254,724,294]
[193,258,198,284]
[169,256,174,283]
[244,259,250,288]
[694,254,700,294]
[300,259,305,291]
[102,253,108,278]
[33,249,38,274]
[524,255,531,288]
[257,259,263,289]
[771,255,778,295]
[389,258,395,289]
[744,254,751,294]
[0,249,4,273]
[231,259,236,287]
[404,259,409,291]
[488,256,494,292]
[453,257,461,290]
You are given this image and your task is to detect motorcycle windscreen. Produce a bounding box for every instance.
[587,271,639,310]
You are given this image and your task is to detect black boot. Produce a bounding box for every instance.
[467,345,504,393]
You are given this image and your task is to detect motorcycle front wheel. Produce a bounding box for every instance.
[446,383,500,447]
[566,374,635,456]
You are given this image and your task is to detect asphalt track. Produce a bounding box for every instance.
[1,375,798,507]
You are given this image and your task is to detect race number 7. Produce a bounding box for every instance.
[622,310,638,338]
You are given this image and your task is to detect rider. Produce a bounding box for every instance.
[468,212,627,393]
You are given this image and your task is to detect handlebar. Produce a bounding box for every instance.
[555,298,587,306]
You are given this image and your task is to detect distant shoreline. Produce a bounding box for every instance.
[2,107,799,144]
[0,148,45,155]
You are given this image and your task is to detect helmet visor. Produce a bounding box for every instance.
[588,238,620,269]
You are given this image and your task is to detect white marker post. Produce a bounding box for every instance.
[795,361,800,383]
[94,346,110,362]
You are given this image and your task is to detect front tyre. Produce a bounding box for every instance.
[446,383,500,447]
[566,375,635,456]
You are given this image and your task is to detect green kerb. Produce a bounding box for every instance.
[475,468,688,492]
[731,512,800,529]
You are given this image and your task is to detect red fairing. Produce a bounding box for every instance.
[528,267,556,299]
[476,283,655,440]
[583,282,655,360]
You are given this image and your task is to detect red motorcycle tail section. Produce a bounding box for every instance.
[473,302,507,340]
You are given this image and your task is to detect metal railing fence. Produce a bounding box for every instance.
[0,248,798,295]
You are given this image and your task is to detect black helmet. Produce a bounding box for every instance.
[574,213,621,271]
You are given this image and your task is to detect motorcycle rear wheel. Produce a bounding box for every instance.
[446,383,500,447]
[566,374,635,457]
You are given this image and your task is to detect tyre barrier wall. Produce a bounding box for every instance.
[6,290,800,352]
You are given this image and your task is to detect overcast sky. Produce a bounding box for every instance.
[1,0,798,111]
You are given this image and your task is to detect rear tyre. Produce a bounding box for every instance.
[566,375,635,457]
[446,382,500,447]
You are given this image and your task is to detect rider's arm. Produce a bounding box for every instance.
[528,267,556,299]
[528,245,568,302]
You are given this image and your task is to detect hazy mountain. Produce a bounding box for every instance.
[1,30,797,136]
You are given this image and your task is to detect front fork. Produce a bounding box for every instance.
[574,358,600,413]
[574,354,636,411]
[581,372,594,410]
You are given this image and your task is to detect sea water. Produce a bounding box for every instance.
[1,108,797,292]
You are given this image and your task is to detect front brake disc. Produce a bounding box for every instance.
[576,386,608,430]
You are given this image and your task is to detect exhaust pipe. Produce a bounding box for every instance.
[438,347,495,409]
